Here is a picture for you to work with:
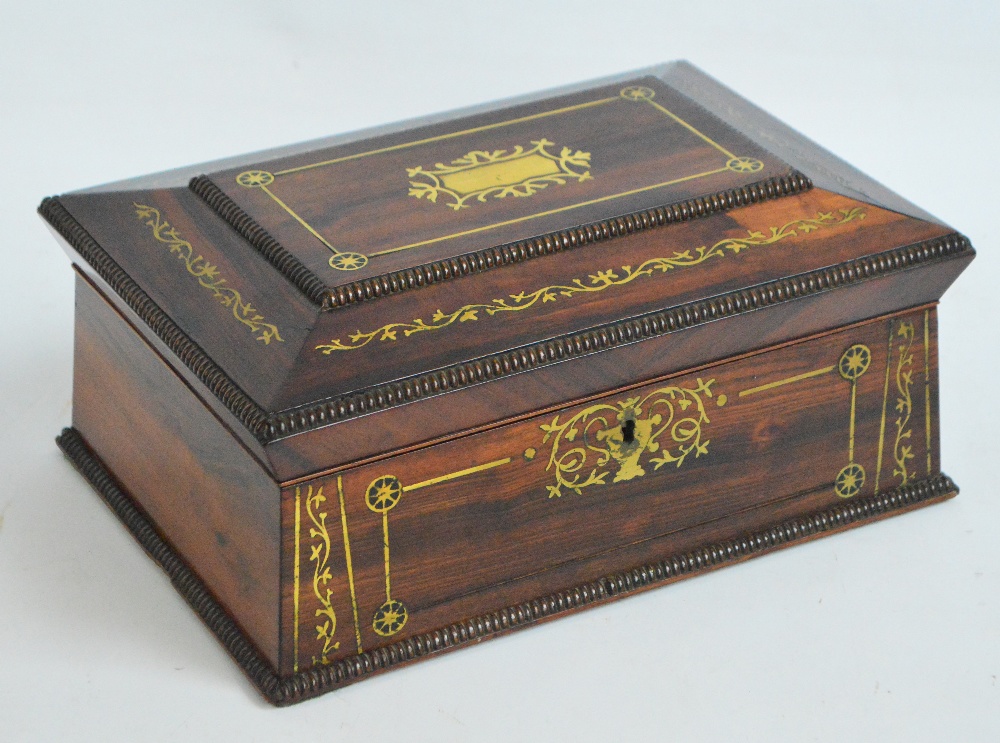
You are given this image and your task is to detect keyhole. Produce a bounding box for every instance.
[621,419,636,444]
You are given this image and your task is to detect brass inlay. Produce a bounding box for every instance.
[235,171,369,271]
[834,344,871,498]
[337,476,363,654]
[441,153,561,194]
[924,310,932,475]
[363,457,513,638]
[540,378,725,498]
[738,365,835,398]
[275,97,619,176]
[404,458,512,492]
[874,322,894,493]
[304,485,339,664]
[892,322,917,486]
[293,489,301,672]
[620,84,740,162]
[362,475,407,638]
[371,166,731,257]
[316,208,866,354]
[235,84,768,271]
[732,325,927,499]
[133,204,284,344]
[407,139,591,210]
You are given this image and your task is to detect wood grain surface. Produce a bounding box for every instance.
[280,305,940,675]
[45,63,975,702]
[71,272,283,669]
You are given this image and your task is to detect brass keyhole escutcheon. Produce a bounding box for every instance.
[621,418,636,444]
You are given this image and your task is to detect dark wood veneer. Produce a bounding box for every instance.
[57,424,957,705]
[46,62,974,705]
[190,170,813,309]
[42,189,972,450]
[71,275,282,668]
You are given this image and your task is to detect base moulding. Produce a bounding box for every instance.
[56,426,958,706]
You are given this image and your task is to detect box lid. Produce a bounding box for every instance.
[41,62,974,466]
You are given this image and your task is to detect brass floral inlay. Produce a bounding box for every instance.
[540,378,726,498]
[315,208,866,354]
[304,485,339,664]
[892,321,917,486]
[133,203,284,344]
[407,138,592,210]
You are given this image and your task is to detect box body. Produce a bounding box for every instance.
[45,62,974,704]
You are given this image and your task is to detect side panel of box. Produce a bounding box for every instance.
[279,305,943,675]
[71,272,283,670]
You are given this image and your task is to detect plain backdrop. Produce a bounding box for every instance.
[1,2,997,741]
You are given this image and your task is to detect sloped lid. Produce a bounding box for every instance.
[193,76,787,288]
[41,62,973,445]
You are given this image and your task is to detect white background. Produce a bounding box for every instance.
[1,2,997,740]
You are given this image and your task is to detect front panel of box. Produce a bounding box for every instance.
[281,306,939,674]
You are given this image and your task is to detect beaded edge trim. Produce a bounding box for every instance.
[189,171,813,310]
[39,197,272,439]
[264,231,972,440]
[41,190,973,443]
[56,426,958,707]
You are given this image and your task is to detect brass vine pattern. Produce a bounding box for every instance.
[892,322,917,486]
[305,486,339,664]
[315,208,867,354]
[540,378,726,498]
[406,138,592,210]
[133,204,284,345]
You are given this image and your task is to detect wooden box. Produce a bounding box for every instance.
[42,62,974,705]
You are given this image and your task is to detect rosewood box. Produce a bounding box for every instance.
[42,61,974,705]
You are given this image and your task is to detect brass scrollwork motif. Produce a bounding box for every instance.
[304,486,339,664]
[133,203,284,344]
[539,378,727,498]
[407,138,592,210]
[892,322,917,486]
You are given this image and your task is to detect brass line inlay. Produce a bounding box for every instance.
[260,183,337,253]
[403,458,512,492]
[274,97,620,176]
[235,84,767,271]
[317,208,866,354]
[337,476,363,654]
[293,489,301,672]
[382,510,392,601]
[834,344,871,499]
[874,322,894,493]
[849,374,858,463]
[924,310,932,475]
[133,203,284,344]
[645,96,737,160]
[737,365,835,397]
[363,456,515,638]
[734,341,872,500]
[371,167,730,256]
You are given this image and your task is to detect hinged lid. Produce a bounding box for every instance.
[41,62,974,468]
